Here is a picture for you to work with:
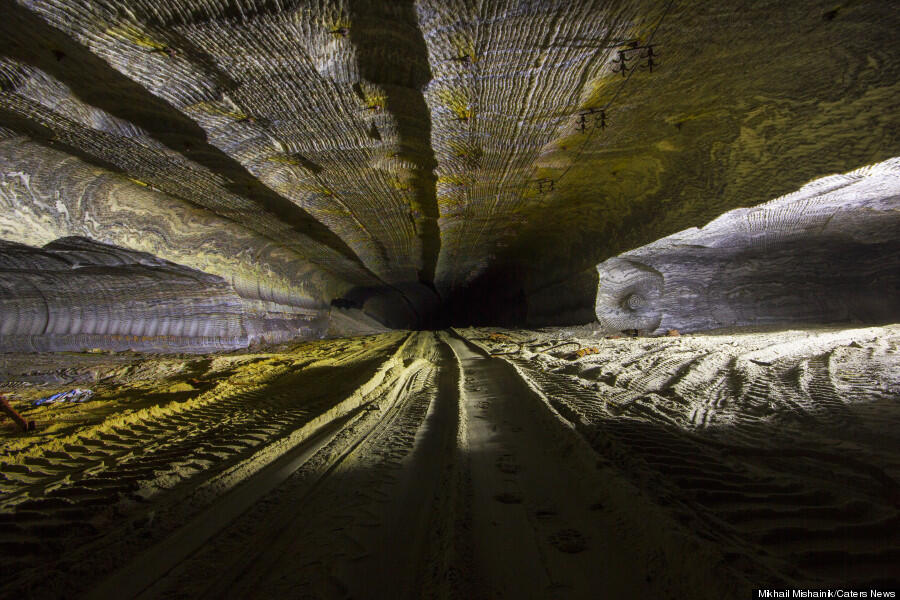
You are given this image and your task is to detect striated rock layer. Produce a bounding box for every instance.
[0,138,344,310]
[0,1,898,329]
[594,159,900,334]
[0,237,329,352]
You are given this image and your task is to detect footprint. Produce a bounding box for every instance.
[494,492,523,504]
[496,454,519,474]
[549,528,587,554]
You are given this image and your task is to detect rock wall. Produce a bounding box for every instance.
[417,0,639,297]
[325,307,392,338]
[0,138,392,343]
[0,237,256,352]
[0,138,346,310]
[504,0,900,321]
[595,159,900,334]
[0,1,898,327]
[0,1,429,291]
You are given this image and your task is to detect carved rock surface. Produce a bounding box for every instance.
[0,139,343,309]
[0,237,260,351]
[595,159,900,334]
[0,237,337,351]
[0,1,897,331]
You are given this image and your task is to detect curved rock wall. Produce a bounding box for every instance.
[502,0,900,321]
[0,137,392,343]
[0,0,432,288]
[0,238,252,352]
[0,1,897,327]
[0,137,346,308]
[595,159,900,334]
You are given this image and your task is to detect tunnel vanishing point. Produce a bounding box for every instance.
[0,1,898,598]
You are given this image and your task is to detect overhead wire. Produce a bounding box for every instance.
[537,0,677,192]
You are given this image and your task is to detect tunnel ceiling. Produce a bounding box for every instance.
[0,0,898,326]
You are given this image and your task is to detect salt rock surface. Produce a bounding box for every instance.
[0,237,329,352]
[595,159,900,334]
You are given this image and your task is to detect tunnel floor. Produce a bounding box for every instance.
[1,326,899,598]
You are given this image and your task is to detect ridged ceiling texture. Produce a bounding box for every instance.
[0,0,898,333]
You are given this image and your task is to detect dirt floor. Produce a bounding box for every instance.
[1,326,898,598]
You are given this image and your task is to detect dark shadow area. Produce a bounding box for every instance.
[336,281,443,330]
[0,341,403,598]
[579,407,900,588]
[519,268,599,327]
[348,0,441,287]
[440,230,900,331]
[441,266,529,327]
[491,337,900,589]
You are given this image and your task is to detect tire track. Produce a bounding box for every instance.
[460,326,900,588]
[0,334,408,598]
[135,332,451,600]
[445,331,748,598]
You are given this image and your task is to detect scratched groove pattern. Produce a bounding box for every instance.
[0,0,899,326]
[416,0,644,294]
[502,0,900,321]
[11,0,435,287]
[0,138,342,308]
[0,238,249,352]
[0,333,406,597]
[594,159,900,334]
[0,57,372,287]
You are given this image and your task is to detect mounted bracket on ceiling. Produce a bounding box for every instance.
[611,43,658,77]
[531,178,555,194]
[576,108,608,132]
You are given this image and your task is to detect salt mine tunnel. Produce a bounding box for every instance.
[0,0,898,597]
